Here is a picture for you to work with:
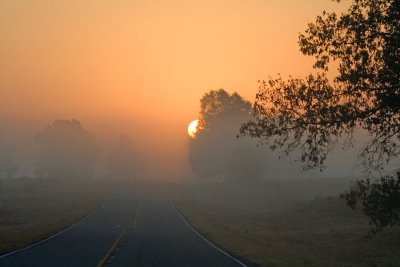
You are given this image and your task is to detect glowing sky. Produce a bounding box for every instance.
[0,0,349,177]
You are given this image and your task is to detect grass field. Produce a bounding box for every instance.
[0,177,115,255]
[170,180,400,267]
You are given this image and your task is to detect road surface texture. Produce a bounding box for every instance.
[0,185,246,267]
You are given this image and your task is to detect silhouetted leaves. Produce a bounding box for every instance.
[240,0,400,231]
[241,0,400,171]
[341,171,400,233]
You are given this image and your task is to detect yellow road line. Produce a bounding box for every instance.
[96,228,127,267]
[96,196,141,267]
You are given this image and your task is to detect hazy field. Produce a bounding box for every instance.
[170,179,400,267]
[0,178,114,255]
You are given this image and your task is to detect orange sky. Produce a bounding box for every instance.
[0,0,349,177]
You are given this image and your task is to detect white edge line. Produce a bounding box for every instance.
[166,190,248,267]
[0,193,114,260]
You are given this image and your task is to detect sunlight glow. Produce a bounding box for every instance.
[188,120,199,138]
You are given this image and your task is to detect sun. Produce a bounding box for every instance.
[188,119,200,138]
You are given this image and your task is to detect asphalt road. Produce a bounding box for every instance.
[0,185,246,267]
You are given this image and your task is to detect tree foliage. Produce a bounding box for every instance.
[36,119,97,179]
[341,172,400,233]
[240,0,400,231]
[189,89,265,181]
[241,0,400,171]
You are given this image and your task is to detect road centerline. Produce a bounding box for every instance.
[96,197,141,267]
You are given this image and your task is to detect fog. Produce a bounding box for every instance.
[0,100,373,195]
[0,117,190,180]
[0,96,373,206]
[1,0,399,265]
[2,84,393,208]
[0,0,353,180]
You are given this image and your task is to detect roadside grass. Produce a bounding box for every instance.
[170,180,400,267]
[0,177,115,254]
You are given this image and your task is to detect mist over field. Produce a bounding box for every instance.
[0,107,366,188]
[1,0,399,266]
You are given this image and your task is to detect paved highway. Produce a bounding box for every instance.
[0,185,246,267]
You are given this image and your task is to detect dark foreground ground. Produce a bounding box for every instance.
[0,183,246,267]
[170,180,400,267]
[0,178,112,254]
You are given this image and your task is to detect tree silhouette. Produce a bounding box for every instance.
[341,171,400,233]
[240,0,400,231]
[108,135,145,179]
[36,119,97,180]
[189,89,265,181]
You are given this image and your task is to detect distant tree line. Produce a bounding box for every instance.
[0,119,145,181]
[35,119,98,180]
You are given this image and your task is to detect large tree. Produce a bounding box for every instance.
[240,0,399,231]
[36,119,97,180]
[189,89,265,181]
